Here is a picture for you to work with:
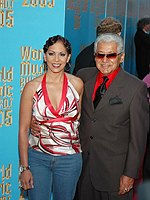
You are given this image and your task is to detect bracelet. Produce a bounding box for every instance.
[19,165,30,173]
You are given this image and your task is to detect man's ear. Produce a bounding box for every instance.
[120,53,125,63]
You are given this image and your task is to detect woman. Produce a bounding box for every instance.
[18,35,84,200]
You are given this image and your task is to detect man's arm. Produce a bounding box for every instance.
[124,83,149,177]
[30,116,41,134]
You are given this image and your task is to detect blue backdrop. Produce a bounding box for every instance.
[1,0,150,199]
[65,0,150,75]
[0,0,65,199]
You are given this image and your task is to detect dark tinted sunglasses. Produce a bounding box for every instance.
[94,52,121,59]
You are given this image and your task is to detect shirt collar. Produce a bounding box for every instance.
[96,66,120,84]
[92,67,120,101]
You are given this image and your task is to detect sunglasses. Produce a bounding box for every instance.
[94,52,121,59]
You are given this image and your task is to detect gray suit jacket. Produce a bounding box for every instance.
[77,67,149,191]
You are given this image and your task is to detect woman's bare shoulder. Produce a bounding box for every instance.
[22,74,44,95]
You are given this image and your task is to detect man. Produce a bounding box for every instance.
[75,33,149,200]
[134,17,150,80]
[73,17,122,75]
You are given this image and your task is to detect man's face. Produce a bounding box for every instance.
[144,24,150,33]
[95,41,124,75]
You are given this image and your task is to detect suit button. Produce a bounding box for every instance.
[90,136,93,139]
[92,118,96,122]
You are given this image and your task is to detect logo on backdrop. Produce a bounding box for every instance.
[0,0,55,28]
[0,0,63,199]
[0,67,13,127]
[20,46,44,93]
[0,164,12,200]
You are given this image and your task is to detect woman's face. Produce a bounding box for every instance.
[44,41,71,73]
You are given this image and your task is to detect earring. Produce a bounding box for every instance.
[65,62,71,72]
[43,61,48,72]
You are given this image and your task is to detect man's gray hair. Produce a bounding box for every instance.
[94,33,124,54]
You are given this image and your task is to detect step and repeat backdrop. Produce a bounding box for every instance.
[0,0,65,199]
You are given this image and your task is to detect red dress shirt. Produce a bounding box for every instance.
[92,67,120,101]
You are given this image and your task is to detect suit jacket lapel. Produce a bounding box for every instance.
[84,73,97,111]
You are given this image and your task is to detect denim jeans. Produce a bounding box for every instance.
[27,148,82,200]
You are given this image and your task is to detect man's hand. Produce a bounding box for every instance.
[118,175,134,195]
[30,116,41,136]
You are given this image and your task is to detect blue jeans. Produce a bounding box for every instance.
[27,148,82,200]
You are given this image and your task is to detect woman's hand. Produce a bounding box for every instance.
[20,170,34,190]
